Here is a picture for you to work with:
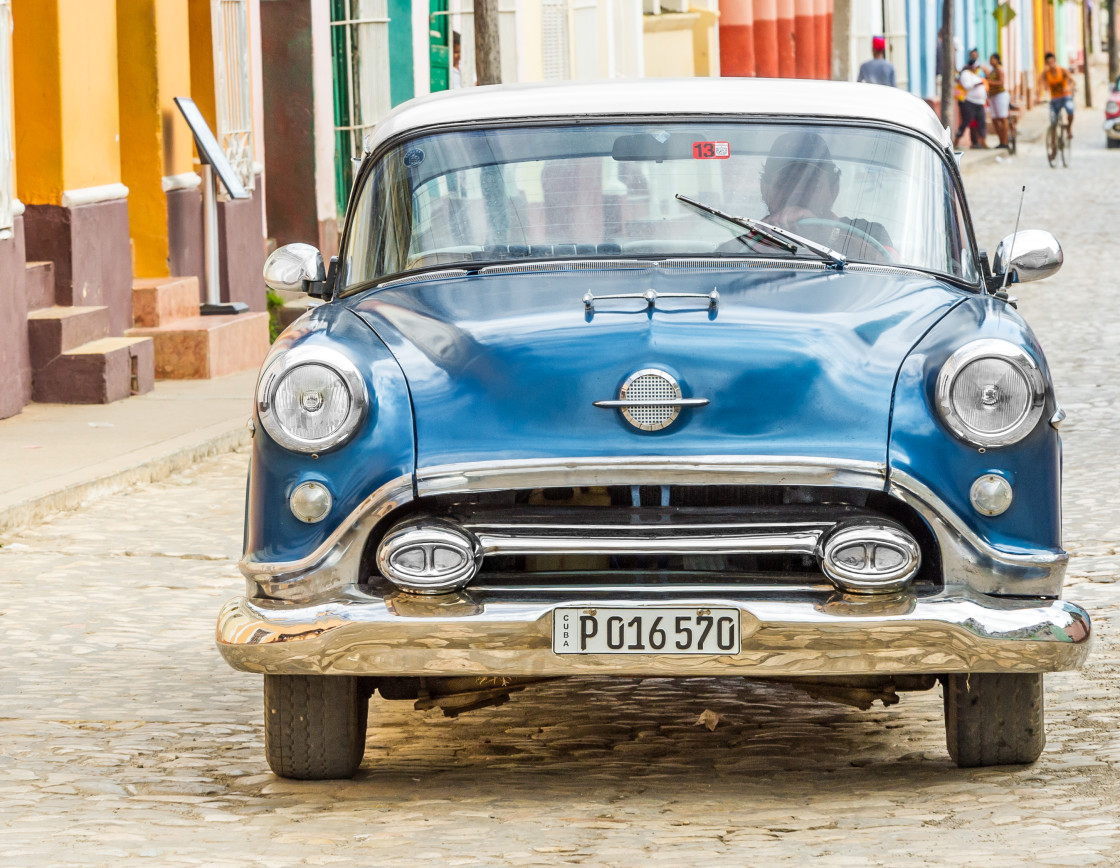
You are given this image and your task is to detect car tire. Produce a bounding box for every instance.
[264,674,368,780]
[943,673,1045,768]
[1107,137,1120,149]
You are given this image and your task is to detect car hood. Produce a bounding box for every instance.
[349,266,966,469]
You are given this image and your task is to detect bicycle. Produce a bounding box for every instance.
[1047,103,1072,168]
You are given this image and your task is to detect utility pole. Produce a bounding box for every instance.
[1083,0,1094,108]
[1110,0,1118,83]
[474,0,502,86]
[940,0,955,129]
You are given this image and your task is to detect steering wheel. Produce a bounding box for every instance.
[795,218,893,261]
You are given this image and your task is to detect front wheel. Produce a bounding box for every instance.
[1060,124,1071,167]
[264,674,368,779]
[943,673,1045,768]
[1107,137,1120,150]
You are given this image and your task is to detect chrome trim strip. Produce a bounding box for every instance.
[593,399,710,408]
[415,455,888,496]
[239,474,413,601]
[217,591,1091,677]
[472,528,824,558]
[375,269,469,289]
[1050,406,1067,429]
[479,259,652,275]
[888,468,1066,596]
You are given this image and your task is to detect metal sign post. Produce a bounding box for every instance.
[173,96,251,315]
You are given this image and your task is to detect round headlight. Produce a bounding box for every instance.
[257,347,368,452]
[936,339,1046,447]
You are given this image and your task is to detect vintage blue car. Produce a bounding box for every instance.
[218,78,1091,779]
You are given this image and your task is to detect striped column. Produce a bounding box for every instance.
[754,0,778,77]
[719,0,756,77]
[793,0,814,77]
[776,0,795,77]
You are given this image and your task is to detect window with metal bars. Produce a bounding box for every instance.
[541,0,571,80]
[211,0,255,192]
[331,0,392,218]
[0,0,13,240]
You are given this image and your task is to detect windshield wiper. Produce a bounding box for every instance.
[675,193,846,270]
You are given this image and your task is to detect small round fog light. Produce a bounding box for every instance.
[290,481,332,523]
[970,474,1013,516]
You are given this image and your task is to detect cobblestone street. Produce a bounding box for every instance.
[3,135,1120,867]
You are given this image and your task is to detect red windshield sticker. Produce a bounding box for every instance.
[692,141,730,159]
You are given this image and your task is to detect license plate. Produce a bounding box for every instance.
[552,607,740,655]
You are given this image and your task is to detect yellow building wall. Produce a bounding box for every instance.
[12,0,63,204]
[13,0,122,205]
[156,0,195,177]
[188,0,217,131]
[118,0,194,276]
[643,14,698,78]
[58,0,122,192]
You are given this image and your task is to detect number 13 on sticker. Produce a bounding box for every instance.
[693,141,730,159]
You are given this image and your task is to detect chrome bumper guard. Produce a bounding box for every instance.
[217,590,1090,678]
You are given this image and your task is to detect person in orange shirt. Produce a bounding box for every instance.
[1038,52,1075,138]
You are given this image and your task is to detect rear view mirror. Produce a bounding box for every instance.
[612,132,705,162]
[263,243,326,295]
[993,230,1062,284]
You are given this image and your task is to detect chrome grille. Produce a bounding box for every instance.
[620,370,681,431]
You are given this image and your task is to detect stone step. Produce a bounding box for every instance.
[32,336,155,404]
[24,261,56,311]
[126,311,270,379]
[132,276,201,327]
[27,305,112,371]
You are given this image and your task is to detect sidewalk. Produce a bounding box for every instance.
[0,370,256,533]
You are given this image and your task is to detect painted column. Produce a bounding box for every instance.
[793,0,815,77]
[719,0,755,76]
[754,0,779,76]
[814,0,831,78]
[776,0,796,77]
[260,0,338,256]
[13,0,134,336]
[0,1,29,419]
[117,0,201,284]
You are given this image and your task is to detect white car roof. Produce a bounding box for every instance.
[369,78,952,154]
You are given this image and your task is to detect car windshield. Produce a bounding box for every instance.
[341,121,977,290]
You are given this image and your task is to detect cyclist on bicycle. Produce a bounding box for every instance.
[1038,52,1075,138]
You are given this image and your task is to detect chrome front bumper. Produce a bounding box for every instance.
[217,589,1090,678]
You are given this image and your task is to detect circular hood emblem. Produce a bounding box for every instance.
[619,369,682,431]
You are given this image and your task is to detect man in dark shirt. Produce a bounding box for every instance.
[858,36,896,87]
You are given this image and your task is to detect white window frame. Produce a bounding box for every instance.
[0,0,13,239]
[211,0,255,192]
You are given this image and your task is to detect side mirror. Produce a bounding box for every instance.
[992,230,1062,284]
[263,243,326,294]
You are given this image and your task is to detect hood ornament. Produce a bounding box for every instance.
[593,369,709,431]
[583,288,719,314]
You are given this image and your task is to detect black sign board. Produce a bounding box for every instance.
[173,96,249,200]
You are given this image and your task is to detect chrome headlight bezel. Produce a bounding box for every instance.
[935,339,1046,448]
[256,346,368,453]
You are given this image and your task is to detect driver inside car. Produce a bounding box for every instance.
[751,131,895,259]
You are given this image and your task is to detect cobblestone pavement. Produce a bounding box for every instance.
[3,139,1120,868]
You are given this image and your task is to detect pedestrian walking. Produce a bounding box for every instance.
[954,49,988,149]
[857,36,896,87]
[987,52,1010,149]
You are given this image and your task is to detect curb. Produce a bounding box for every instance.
[0,424,251,535]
